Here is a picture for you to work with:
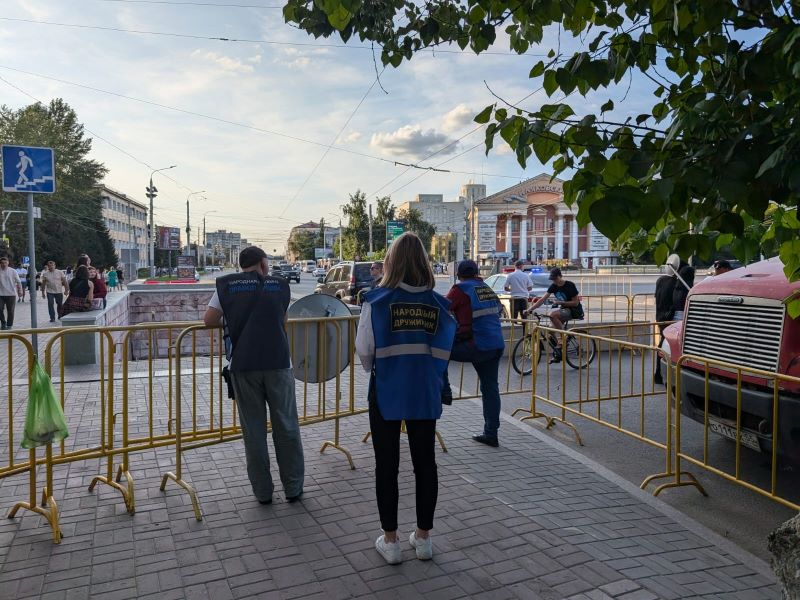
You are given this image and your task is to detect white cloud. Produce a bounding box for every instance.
[191,50,254,74]
[442,104,475,133]
[370,125,457,159]
[341,131,362,143]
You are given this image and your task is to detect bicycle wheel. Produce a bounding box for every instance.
[564,333,597,369]
[512,336,541,376]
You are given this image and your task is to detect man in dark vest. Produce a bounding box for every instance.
[204,246,304,504]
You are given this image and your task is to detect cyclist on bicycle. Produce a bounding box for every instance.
[525,267,583,363]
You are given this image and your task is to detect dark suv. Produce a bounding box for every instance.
[314,261,374,304]
[273,263,300,283]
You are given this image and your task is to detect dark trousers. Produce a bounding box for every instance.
[368,376,437,532]
[443,341,503,439]
[0,296,16,327]
[511,298,527,320]
[654,323,667,382]
[46,293,63,321]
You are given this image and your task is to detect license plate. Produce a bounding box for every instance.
[708,419,761,452]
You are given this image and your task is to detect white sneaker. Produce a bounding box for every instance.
[409,531,433,560]
[375,534,402,565]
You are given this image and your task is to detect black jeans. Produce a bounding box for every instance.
[368,375,438,532]
[511,298,527,320]
[46,292,63,321]
[0,296,16,327]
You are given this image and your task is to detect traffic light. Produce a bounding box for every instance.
[0,235,9,253]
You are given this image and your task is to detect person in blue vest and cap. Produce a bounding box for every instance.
[356,232,456,565]
[441,259,505,447]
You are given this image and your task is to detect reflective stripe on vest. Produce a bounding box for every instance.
[374,343,451,361]
[367,286,456,420]
[473,307,499,318]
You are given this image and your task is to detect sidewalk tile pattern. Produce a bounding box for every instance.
[0,393,777,600]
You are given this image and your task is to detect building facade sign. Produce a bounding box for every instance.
[477,214,497,253]
[588,224,610,252]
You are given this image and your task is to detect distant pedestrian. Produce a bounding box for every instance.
[60,265,93,317]
[203,246,304,505]
[653,254,682,385]
[672,265,695,321]
[65,265,73,282]
[116,267,125,289]
[0,256,23,330]
[41,261,68,323]
[107,268,118,291]
[16,266,27,302]
[356,232,456,564]
[503,260,532,320]
[712,260,733,276]
[88,266,108,309]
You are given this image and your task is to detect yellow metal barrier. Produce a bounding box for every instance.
[510,325,696,491]
[654,355,800,511]
[630,293,657,323]
[160,315,367,521]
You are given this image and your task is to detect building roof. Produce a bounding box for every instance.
[96,183,148,210]
[475,173,564,206]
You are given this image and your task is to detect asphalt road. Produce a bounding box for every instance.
[211,270,795,560]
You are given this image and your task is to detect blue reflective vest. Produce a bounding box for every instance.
[456,279,505,352]
[366,286,456,420]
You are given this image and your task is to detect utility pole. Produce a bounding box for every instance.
[146,165,176,278]
[338,219,343,261]
[368,204,373,256]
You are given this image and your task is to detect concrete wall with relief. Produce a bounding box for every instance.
[127,288,216,360]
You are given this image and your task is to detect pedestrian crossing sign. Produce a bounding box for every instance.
[1,145,56,193]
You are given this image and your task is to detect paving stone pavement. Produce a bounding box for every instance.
[0,385,779,600]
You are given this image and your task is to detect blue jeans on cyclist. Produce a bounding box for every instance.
[441,341,503,445]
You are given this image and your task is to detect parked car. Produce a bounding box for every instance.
[276,263,301,283]
[661,257,800,463]
[314,261,374,304]
[303,260,317,273]
[483,273,549,319]
[312,267,327,278]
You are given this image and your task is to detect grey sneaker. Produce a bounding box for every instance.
[409,531,433,560]
[375,534,402,565]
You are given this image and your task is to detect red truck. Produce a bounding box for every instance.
[661,257,800,462]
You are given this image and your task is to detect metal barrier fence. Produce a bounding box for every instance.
[160,315,366,520]
[504,323,693,492]
[2,300,797,543]
[653,355,800,511]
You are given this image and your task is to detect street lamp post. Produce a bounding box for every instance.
[185,190,205,256]
[146,164,177,277]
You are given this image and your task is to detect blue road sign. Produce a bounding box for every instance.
[1,145,56,193]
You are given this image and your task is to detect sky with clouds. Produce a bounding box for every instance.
[0,0,655,251]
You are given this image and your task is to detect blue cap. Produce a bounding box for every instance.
[457,260,480,277]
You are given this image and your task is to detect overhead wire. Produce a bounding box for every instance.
[0,64,528,182]
[278,68,385,217]
[0,17,548,57]
[98,0,282,7]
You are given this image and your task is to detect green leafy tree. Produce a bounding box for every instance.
[0,99,117,269]
[284,1,800,314]
[288,230,318,260]
[341,190,370,258]
[372,195,395,253]
[397,207,437,255]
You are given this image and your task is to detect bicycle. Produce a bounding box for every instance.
[511,310,597,374]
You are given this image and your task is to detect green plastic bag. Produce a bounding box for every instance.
[21,360,69,449]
